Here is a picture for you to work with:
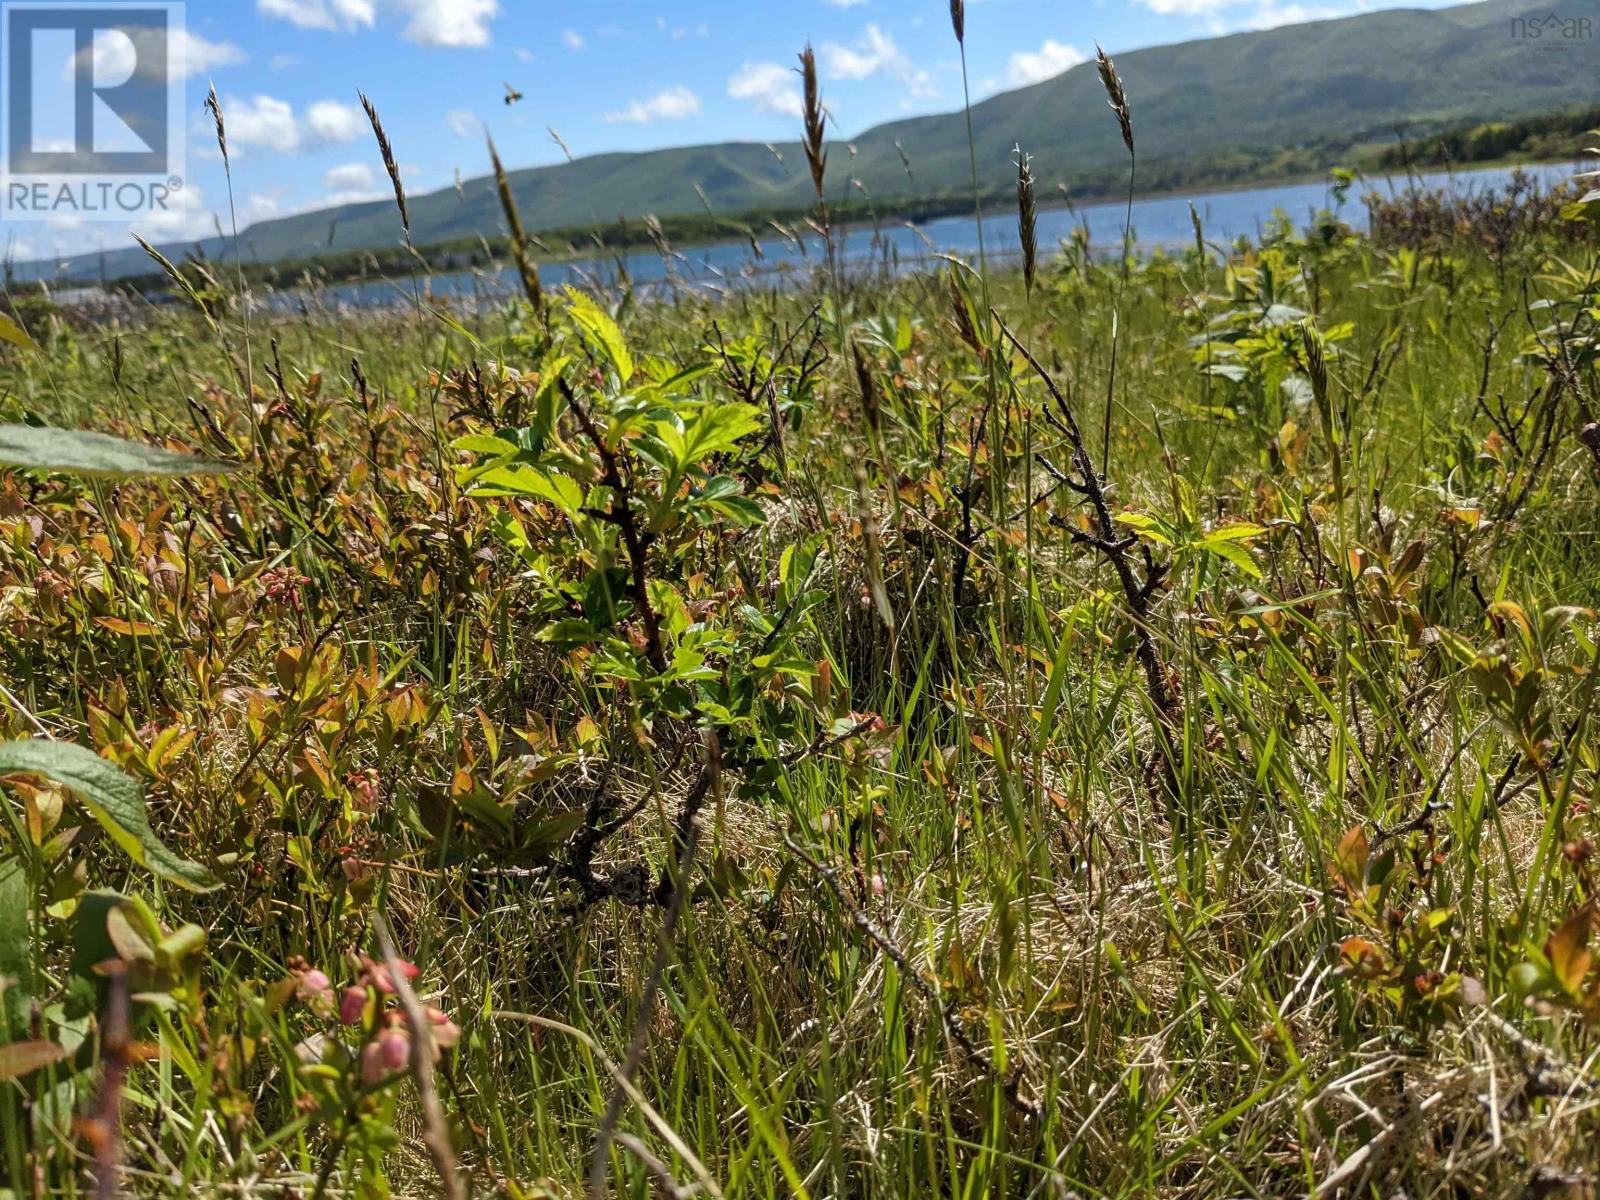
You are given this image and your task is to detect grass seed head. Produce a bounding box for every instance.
[950,0,966,45]
[487,133,544,315]
[644,213,672,258]
[204,84,227,166]
[1016,146,1038,295]
[1095,44,1134,156]
[359,91,410,241]
[894,139,914,185]
[799,45,827,202]
[1299,321,1335,442]
[947,270,984,356]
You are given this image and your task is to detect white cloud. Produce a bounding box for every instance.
[515,47,535,63]
[821,24,895,79]
[656,16,710,38]
[242,193,282,222]
[446,109,479,137]
[603,85,701,125]
[223,94,301,153]
[259,0,499,45]
[305,99,364,143]
[399,0,500,48]
[324,162,376,193]
[820,24,935,96]
[824,0,869,6]
[130,182,213,244]
[1008,39,1085,86]
[202,96,365,156]
[74,30,136,84]
[561,29,585,50]
[257,0,376,32]
[270,53,300,71]
[74,28,244,83]
[727,61,802,118]
[172,31,247,79]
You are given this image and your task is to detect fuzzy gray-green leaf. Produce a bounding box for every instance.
[0,741,217,891]
[0,425,236,478]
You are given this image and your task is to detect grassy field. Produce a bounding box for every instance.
[2,94,1600,1200]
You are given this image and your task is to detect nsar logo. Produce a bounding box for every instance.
[1509,9,1593,45]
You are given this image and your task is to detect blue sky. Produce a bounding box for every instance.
[11,0,1460,262]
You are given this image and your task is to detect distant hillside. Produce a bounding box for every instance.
[20,0,1594,282]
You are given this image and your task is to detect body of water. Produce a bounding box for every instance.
[298,160,1584,311]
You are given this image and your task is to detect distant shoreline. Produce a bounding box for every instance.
[37,151,1584,302]
[265,157,1583,312]
[300,152,1590,283]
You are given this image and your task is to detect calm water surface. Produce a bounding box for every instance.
[301,161,1584,311]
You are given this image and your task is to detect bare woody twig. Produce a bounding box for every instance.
[561,378,667,674]
[993,314,1179,732]
[87,964,130,1200]
[372,911,463,1200]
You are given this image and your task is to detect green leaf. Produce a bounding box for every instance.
[0,314,37,352]
[691,476,764,524]
[1113,511,1172,545]
[533,618,601,646]
[0,742,217,891]
[0,426,236,478]
[699,496,765,527]
[467,464,584,516]
[1202,538,1263,580]
[565,288,633,382]
[0,857,28,1037]
[70,890,126,986]
[696,475,744,501]
[452,433,519,458]
[521,809,586,852]
[683,404,763,462]
[1202,523,1267,545]
[643,360,714,394]
[1036,609,1080,750]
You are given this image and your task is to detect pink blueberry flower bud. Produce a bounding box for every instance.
[378,1027,410,1071]
[339,986,368,1027]
[367,957,421,995]
[359,1027,411,1084]
[359,1039,386,1085]
[426,1007,461,1051]
[297,969,332,1002]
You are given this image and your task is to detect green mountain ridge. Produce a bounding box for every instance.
[19,0,1594,283]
